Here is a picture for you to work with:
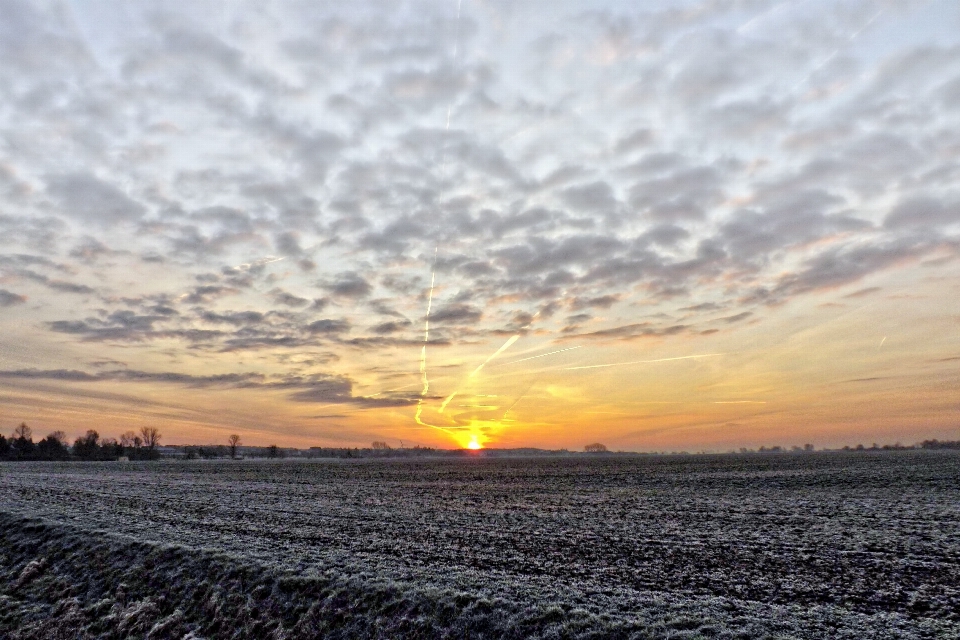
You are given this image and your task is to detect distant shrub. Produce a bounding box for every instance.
[584,443,608,453]
[921,439,960,450]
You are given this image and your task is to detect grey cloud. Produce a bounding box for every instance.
[200,310,266,326]
[0,367,411,409]
[629,165,726,222]
[306,319,351,334]
[716,311,753,324]
[46,173,146,226]
[768,236,946,301]
[492,235,627,276]
[70,237,113,262]
[270,288,310,307]
[46,280,96,294]
[639,225,689,247]
[286,374,417,407]
[371,320,412,334]
[680,302,722,312]
[184,285,240,304]
[320,272,372,298]
[1,264,97,296]
[274,231,303,255]
[430,303,483,324]
[0,368,98,382]
[885,196,960,229]
[0,215,66,253]
[560,181,619,215]
[0,289,27,306]
[843,287,881,299]
[368,299,406,318]
[719,190,870,265]
[570,294,620,310]
[613,128,654,155]
[562,322,689,341]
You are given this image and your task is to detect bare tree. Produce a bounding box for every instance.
[140,426,161,452]
[228,434,241,459]
[12,422,32,441]
[584,442,608,453]
[119,431,138,449]
[49,431,68,446]
[371,441,391,450]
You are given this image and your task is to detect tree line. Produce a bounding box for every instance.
[0,423,161,461]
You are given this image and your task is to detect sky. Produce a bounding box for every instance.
[1,0,959,451]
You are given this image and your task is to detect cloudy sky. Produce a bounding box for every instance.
[1,0,958,451]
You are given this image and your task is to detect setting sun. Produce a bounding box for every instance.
[467,438,482,450]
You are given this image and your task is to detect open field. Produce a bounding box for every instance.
[1,451,959,638]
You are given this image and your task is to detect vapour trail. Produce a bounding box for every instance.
[439,333,518,412]
[791,8,884,93]
[878,336,886,350]
[414,0,466,435]
[444,0,464,131]
[498,346,581,366]
[414,249,454,435]
[439,310,540,413]
[501,376,540,422]
[565,353,724,370]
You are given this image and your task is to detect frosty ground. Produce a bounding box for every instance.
[1,451,958,638]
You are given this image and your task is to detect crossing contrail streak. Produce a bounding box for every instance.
[791,8,884,93]
[471,334,520,377]
[439,334,518,412]
[440,309,539,413]
[415,249,451,434]
[412,0,467,437]
[565,353,724,370]
[499,346,581,366]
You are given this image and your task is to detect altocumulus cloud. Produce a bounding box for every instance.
[0,0,958,444]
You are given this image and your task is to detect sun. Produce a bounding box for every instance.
[467,437,482,450]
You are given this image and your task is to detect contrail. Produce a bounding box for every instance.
[471,334,520,377]
[439,334,517,412]
[878,336,886,350]
[791,8,884,93]
[366,382,420,399]
[415,248,446,432]
[566,353,724,370]
[412,0,466,436]
[440,311,539,413]
[444,0,464,132]
[499,346,581,366]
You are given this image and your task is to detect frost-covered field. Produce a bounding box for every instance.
[1,451,959,638]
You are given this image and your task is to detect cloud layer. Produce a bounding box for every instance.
[1,0,958,448]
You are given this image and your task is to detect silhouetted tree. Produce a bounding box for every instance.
[228,434,241,459]
[72,430,101,460]
[13,422,32,440]
[584,443,608,453]
[0,434,9,459]
[267,444,281,458]
[140,426,161,458]
[371,441,390,450]
[11,423,35,459]
[101,437,123,459]
[36,431,70,460]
